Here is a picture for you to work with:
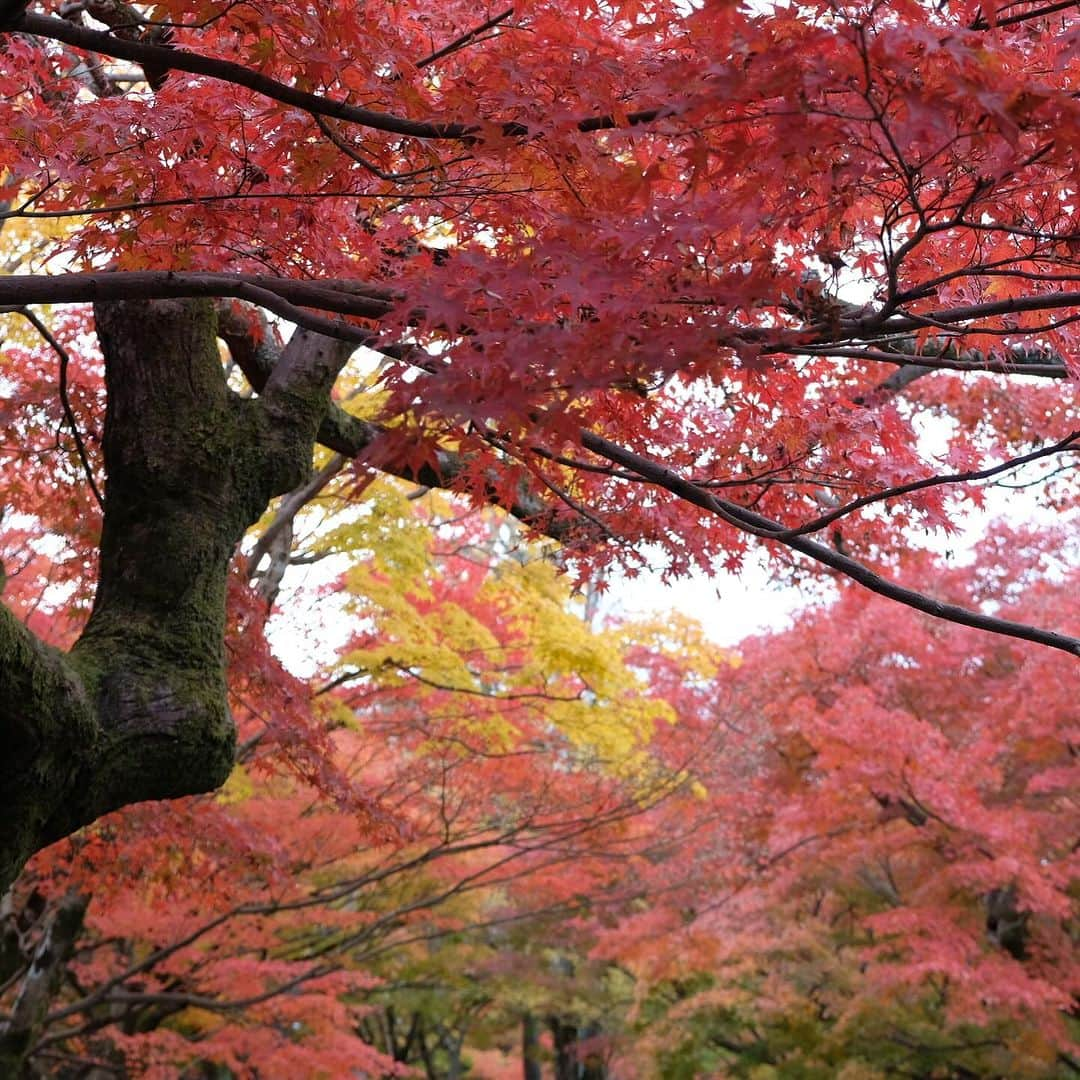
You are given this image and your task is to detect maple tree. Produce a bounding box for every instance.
[595,527,1080,1078]
[2,0,1080,882]
[1,0,1080,1072]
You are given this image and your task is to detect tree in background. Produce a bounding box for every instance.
[600,526,1080,1078]
[0,496,1076,1077]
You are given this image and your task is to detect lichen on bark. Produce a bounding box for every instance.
[0,297,343,896]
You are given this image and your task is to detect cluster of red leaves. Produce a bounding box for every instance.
[3,0,1079,587]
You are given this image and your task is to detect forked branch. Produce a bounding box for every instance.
[577,430,1080,659]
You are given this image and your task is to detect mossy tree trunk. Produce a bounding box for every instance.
[0,297,350,896]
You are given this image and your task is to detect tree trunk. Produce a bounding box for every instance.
[522,1012,541,1080]
[580,1021,607,1080]
[0,298,337,896]
[551,1018,579,1080]
[549,1017,607,1080]
[0,889,89,1075]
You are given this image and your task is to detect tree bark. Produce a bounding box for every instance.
[548,1017,607,1080]
[522,1012,542,1080]
[550,1017,579,1080]
[0,889,88,1075]
[0,298,337,895]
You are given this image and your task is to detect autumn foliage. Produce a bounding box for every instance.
[3,498,1078,1076]
[1,0,1079,1075]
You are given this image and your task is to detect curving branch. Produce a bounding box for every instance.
[0,271,396,343]
[214,303,591,544]
[13,13,665,142]
[577,430,1080,659]
[4,272,1077,382]
[767,434,1080,541]
[11,307,104,508]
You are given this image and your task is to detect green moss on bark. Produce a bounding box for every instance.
[0,606,97,889]
[0,297,328,899]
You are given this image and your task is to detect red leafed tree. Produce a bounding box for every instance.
[1,0,1080,1065]
[584,528,1079,1076]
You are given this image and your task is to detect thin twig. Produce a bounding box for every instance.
[414,8,516,70]
[772,432,1080,541]
[14,308,104,509]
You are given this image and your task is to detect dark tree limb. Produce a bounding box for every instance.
[0,271,396,344]
[213,300,385,460]
[215,302,587,542]
[0,273,1075,387]
[248,452,345,587]
[0,890,88,1074]
[13,14,665,142]
[577,430,1080,659]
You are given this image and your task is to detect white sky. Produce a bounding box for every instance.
[595,547,806,644]
[271,482,1052,679]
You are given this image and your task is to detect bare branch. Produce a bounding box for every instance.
[772,433,1080,541]
[247,452,345,582]
[13,307,104,509]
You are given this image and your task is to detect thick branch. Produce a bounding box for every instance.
[14,14,665,142]
[4,273,1074,386]
[16,13,468,138]
[214,301,384,459]
[843,291,1080,338]
[216,304,584,540]
[784,277,1072,378]
[0,605,97,888]
[0,271,395,344]
[0,891,88,1073]
[799,343,1068,380]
